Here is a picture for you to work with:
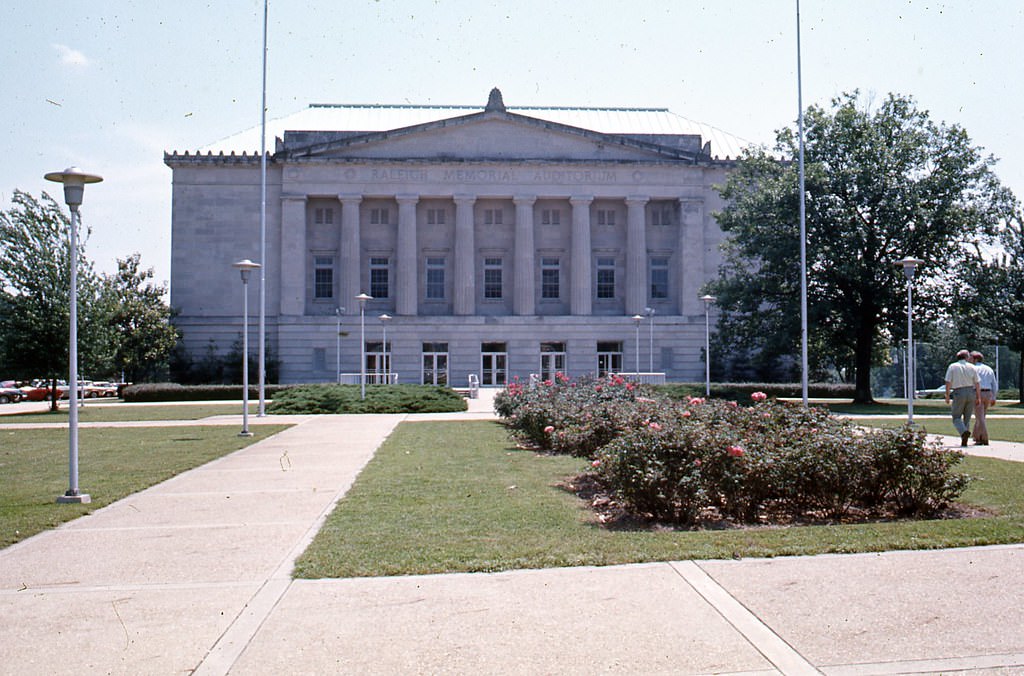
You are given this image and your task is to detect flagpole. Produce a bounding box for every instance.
[258,0,268,416]
[797,0,809,407]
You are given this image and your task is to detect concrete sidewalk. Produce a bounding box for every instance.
[2,398,1024,674]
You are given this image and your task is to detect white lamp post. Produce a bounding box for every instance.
[644,307,656,373]
[701,295,716,397]
[379,313,392,384]
[356,293,372,399]
[45,167,102,504]
[897,257,924,424]
[631,314,643,375]
[335,306,345,383]
[233,259,261,437]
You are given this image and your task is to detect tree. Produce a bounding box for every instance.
[956,211,1024,402]
[0,191,100,409]
[709,92,1016,402]
[95,253,179,383]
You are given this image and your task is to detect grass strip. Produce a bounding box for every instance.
[0,424,290,548]
[0,403,260,424]
[858,417,1024,443]
[294,420,1024,578]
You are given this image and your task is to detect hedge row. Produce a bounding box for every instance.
[121,383,296,402]
[656,382,856,400]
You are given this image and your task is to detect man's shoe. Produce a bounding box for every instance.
[961,431,970,446]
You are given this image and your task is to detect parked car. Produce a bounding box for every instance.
[85,381,118,398]
[0,382,23,404]
[17,381,51,401]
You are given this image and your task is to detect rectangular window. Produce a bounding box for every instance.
[314,255,334,299]
[596,256,616,299]
[314,207,334,225]
[541,257,560,299]
[483,257,503,299]
[370,256,390,299]
[426,257,446,299]
[370,208,390,225]
[427,208,446,225]
[596,209,616,226]
[650,257,669,299]
[541,209,561,225]
[484,208,503,225]
[651,206,672,226]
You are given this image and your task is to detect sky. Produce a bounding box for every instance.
[3,0,1022,290]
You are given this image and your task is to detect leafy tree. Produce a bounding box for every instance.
[956,211,1024,401]
[0,191,101,409]
[95,254,179,383]
[709,92,1016,402]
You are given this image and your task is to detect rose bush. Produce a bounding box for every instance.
[496,379,970,525]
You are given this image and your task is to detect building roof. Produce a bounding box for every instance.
[194,100,751,161]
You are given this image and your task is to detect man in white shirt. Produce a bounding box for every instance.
[945,349,981,446]
[971,351,998,446]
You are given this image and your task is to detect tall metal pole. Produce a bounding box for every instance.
[46,167,101,505]
[906,279,915,423]
[234,259,260,436]
[356,293,372,399]
[335,307,343,383]
[701,295,715,398]
[646,307,655,373]
[257,0,269,417]
[797,0,809,407]
[632,315,643,375]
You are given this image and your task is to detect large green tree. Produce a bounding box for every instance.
[956,211,1024,402]
[0,191,102,408]
[95,253,179,382]
[709,92,1016,402]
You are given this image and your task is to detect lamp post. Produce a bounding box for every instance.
[700,295,716,397]
[335,306,345,383]
[897,258,924,424]
[631,314,643,376]
[379,313,392,384]
[644,307,656,373]
[233,259,261,437]
[356,293,372,399]
[45,167,102,504]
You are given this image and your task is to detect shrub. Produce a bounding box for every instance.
[496,378,970,525]
[266,384,467,414]
[122,383,296,402]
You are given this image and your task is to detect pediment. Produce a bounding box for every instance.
[280,111,700,164]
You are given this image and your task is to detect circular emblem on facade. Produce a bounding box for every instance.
[344,168,356,180]
[632,170,643,182]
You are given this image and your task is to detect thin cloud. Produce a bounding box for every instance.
[52,43,90,67]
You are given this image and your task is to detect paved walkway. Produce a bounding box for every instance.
[1,393,1023,674]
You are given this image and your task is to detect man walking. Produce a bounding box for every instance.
[944,349,981,446]
[970,351,998,446]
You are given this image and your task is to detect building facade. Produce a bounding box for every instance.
[165,89,738,386]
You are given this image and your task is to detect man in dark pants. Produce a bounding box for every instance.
[944,349,981,447]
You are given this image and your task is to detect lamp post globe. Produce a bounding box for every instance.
[45,167,103,505]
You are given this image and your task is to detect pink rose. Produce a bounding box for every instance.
[726,445,745,458]
[751,391,768,402]
[649,422,662,431]
[591,459,601,467]
[544,425,555,434]
[682,410,692,418]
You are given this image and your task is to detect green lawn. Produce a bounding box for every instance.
[293,420,1024,578]
[0,424,290,548]
[0,403,259,424]
[857,417,1024,443]
[823,399,1024,416]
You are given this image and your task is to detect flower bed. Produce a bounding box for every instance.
[495,376,969,526]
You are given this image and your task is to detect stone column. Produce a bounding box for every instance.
[279,194,307,315]
[569,195,593,316]
[678,198,705,315]
[513,195,536,315]
[396,195,419,316]
[453,195,477,315]
[339,194,362,315]
[625,196,649,316]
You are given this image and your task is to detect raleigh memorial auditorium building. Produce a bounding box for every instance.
[165,89,742,386]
